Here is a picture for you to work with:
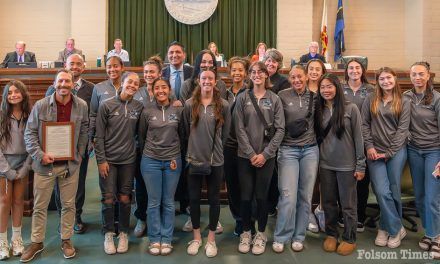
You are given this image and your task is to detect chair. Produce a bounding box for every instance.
[365,162,418,232]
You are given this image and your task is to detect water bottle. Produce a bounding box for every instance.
[97,56,102,67]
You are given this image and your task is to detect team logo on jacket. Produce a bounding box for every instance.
[128,110,140,119]
[262,99,272,109]
[168,113,178,122]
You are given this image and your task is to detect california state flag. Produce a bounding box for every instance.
[321,0,328,60]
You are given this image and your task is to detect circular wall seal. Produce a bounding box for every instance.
[164,0,218,25]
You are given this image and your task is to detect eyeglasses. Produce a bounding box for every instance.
[250,70,264,75]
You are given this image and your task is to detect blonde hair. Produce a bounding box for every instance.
[371,67,402,117]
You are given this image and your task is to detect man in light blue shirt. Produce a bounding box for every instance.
[107,39,129,62]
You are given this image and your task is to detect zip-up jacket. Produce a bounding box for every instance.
[134,86,155,108]
[0,116,31,179]
[95,93,143,164]
[24,94,88,176]
[138,101,183,160]
[404,88,440,150]
[361,94,410,158]
[343,83,374,110]
[234,89,285,160]
[183,98,230,166]
[320,102,366,173]
[225,86,247,148]
[278,88,317,146]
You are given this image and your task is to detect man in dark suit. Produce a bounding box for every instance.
[299,41,326,64]
[46,54,94,234]
[57,38,83,62]
[162,41,193,101]
[0,41,36,68]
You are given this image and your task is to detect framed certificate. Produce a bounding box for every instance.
[42,122,75,161]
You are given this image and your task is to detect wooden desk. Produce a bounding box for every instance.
[1,68,438,104]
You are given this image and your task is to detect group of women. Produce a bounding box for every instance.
[0,47,439,260]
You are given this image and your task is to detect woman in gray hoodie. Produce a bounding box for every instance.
[138,78,184,256]
[405,62,440,259]
[362,67,410,249]
[0,80,32,260]
[95,72,143,255]
[183,67,230,258]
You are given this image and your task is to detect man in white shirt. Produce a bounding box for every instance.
[107,39,129,62]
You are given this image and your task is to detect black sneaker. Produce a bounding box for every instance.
[357,222,365,233]
[74,217,87,234]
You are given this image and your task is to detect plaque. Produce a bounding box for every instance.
[42,122,74,161]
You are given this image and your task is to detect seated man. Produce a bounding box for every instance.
[58,38,83,62]
[107,39,129,62]
[299,41,326,64]
[1,41,36,68]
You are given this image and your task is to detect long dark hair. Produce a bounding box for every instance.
[315,73,346,139]
[344,58,369,84]
[191,67,224,129]
[410,61,434,105]
[0,80,31,148]
[190,50,218,89]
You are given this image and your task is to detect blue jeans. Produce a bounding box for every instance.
[407,145,440,238]
[274,145,319,243]
[368,147,407,236]
[140,156,181,244]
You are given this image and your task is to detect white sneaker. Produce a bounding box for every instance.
[252,232,267,255]
[238,231,252,253]
[104,232,116,255]
[0,239,9,260]
[215,222,223,234]
[387,227,406,248]
[133,220,146,238]
[117,232,129,253]
[187,240,202,255]
[272,242,284,253]
[314,206,326,232]
[307,222,319,233]
[291,241,304,252]
[375,229,389,247]
[205,241,218,257]
[11,236,24,256]
[182,217,193,232]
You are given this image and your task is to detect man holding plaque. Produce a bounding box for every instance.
[46,54,94,234]
[22,69,89,262]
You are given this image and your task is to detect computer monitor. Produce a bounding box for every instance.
[54,61,64,68]
[7,62,38,68]
[340,56,368,70]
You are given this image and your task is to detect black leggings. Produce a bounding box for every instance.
[224,146,241,221]
[238,157,275,232]
[187,166,223,231]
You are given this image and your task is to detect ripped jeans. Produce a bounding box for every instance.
[99,163,135,234]
[274,144,319,243]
